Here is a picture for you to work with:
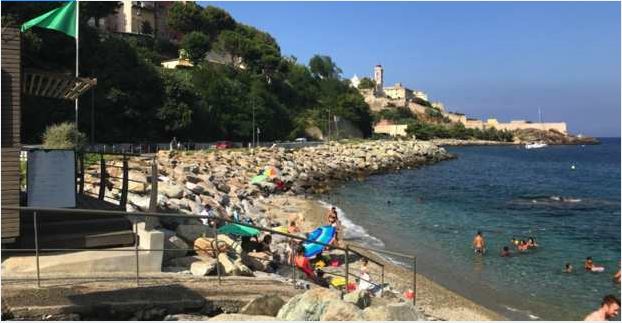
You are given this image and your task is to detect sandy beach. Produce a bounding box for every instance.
[258,195,507,321]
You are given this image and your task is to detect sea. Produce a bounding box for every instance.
[320,138,621,321]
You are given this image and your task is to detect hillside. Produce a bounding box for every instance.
[2,2,372,144]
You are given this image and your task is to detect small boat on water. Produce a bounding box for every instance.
[524,108,548,149]
[525,142,548,149]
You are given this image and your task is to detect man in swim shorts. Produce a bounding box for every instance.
[472,231,486,255]
[584,295,620,321]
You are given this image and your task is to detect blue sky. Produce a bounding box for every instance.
[204,1,620,137]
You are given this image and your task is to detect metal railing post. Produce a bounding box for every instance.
[98,154,106,200]
[120,156,129,207]
[413,256,416,307]
[381,265,385,297]
[344,245,349,298]
[212,225,221,285]
[291,241,296,288]
[134,220,140,287]
[33,211,41,288]
[78,152,85,194]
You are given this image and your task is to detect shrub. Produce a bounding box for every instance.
[42,122,87,150]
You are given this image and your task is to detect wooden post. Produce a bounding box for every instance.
[98,154,106,200]
[120,156,129,208]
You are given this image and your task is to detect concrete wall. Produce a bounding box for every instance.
[461,118,567,134]
[374,124,408,137]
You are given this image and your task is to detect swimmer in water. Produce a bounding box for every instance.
[527,237,539,249]
[472,231,486,255]
[564,263,573,273]
[500,246,511,257]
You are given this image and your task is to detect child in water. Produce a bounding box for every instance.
[563,263,573,273]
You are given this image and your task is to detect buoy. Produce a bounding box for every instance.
[571,165,576,170]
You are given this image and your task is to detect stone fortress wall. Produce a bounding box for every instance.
[354,65,568,136]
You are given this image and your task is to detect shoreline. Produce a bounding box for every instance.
[82,139,504,320]
[260,195,507,321]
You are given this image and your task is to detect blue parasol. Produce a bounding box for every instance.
[302,225,336,258]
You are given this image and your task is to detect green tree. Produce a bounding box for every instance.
[42,122,87,150]
[181,31,211,65]
[309,55,342,79]
[167,2,204,34]
[358,77,375,89]
[201,5,236,36]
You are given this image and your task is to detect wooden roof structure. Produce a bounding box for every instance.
[22,69,97,101]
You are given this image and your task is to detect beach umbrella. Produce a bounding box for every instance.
[218,223,260,237]
[263,166,280,178]
[302,225,336,258]
[251,174,268,184]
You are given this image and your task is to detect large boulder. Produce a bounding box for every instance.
[160,182,184,198]
[190,257,217,276]
[163,234,189,261]
[163,314,210,321]
[208,314,277,321]
[128,170,149,193]
[344,290,371,309]
[239,295,285,317]
[175,223,213,244]
[277,288,362,321]
[362,302,425,321]
[194,237,229,258]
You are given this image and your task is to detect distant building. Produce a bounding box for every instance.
[374,119,408,137]
[350,74,361,88]
[374,65,384,94]
[383,83,414,100]
[93,1,182,40]
[413,90,428,101]
[161,49,247,70]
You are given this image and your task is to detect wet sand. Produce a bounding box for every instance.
[258,195,507,321]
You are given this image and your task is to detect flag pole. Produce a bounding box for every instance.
[74,0,79,145]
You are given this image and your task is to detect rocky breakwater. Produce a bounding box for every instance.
[83,140,451,277]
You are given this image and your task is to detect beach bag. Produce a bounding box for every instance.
[330,276,346,288]
[314,260,326,269]
[404,289,415,300]
[194,237,229,258]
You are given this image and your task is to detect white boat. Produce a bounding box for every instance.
[524,108,548,149]
[525,142,548,149]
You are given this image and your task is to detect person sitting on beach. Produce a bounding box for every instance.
[472,231,486,255]
[564,263,573,273]
[527,237,539,249]
[517,240,529,252]
[584,295,620,321]
[257,234,273,254]
[361,258,369,274]
[288,221,301,234]
[500,246,511,257]
[294,245,317,280]
[325,207,338,223]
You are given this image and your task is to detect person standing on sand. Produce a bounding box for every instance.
[584,295,620,321]
[472,231,486,255]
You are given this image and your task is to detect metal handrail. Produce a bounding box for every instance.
[1,206,416,305]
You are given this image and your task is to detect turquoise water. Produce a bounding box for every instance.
[323,138,621,320]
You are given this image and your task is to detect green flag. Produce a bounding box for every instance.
[20,1,77,38]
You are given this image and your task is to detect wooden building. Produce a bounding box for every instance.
[1,27,22,242]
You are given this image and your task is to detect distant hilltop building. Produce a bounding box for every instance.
[354,65,568,137]
[90,1,184,40]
